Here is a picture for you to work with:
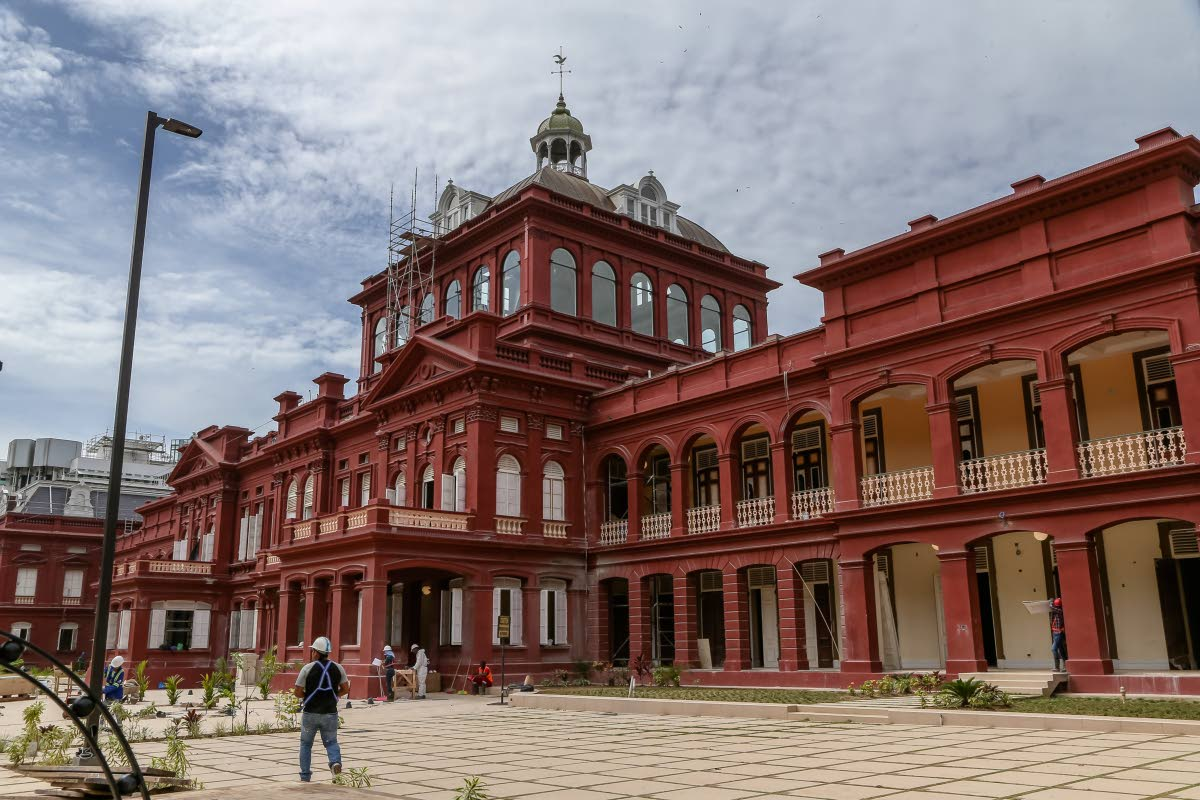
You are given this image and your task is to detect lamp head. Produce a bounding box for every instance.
[161,117,203,138]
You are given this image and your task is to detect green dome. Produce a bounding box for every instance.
[537,95,584,135]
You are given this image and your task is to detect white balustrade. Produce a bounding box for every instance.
[736,497,775,528]
[346,511,369,530]
[389,508,469,531]
[147,560,213,575]
[791,486,835,519]
[686,505,721,535]
[599,519,628,544]
[641,511,673,540]
[1078,427,1187,477]
[319,517,340,535]
[496,516,525,535]
[860,466,935,507]
[62,596,81,606]
[14,596,33,605]
[292,521,314,541]
[266,554,282,566]
[960,448,1047,493]
[543,521,568,539]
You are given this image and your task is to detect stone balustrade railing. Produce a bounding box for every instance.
[147,560,213,575]
[791,486,835,519]
[389,508,470,531]
[496,516,525,535]
[641,511,672,540]
[292,521,314,541]
[736,497,774,528]
[1078,427,1186,478]
[319,517,340,535]
[346,511,369,530]
[960,448,1047,493]
[599,519,628,544]
[686,504,721,535]
[861,466,935,508]
[13,596,33,605]
[543,521,568,539]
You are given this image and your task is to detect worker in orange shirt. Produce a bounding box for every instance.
[470,660,494,694]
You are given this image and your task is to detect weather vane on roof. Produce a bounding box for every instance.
[552,47,571,97]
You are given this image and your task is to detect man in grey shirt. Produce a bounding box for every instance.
[293,636,350,781]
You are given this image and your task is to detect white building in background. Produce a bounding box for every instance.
[2,433,184,521]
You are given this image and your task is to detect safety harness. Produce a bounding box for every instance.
[302,659,336,710]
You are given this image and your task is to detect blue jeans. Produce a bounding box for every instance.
[1051,632,1067,665]
[298,712,341,781]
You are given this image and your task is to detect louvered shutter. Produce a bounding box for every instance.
[741,437,769,461]
[492,587,502,645]
[861,413,879,438]
[800,561,829,584]
[253,508,263,555]
[229,610,241,649]
[238,514,249,561]
[148,607,166,649]
[695,448,718,471]
[286,481,299,519]
[454,463,467,513]
[395,476,406,507]
[117,609,131,649]
[792,425,822,451]
[385,488,397,504]
[106,611,118,649]
[1144,354,1175,384]
[247,608,259,650]
[192,606,210,649]
[440,590,452,643]
[510,588,523,646]
[450,587,463,645]
[302,476,315,519]
[441,474,455,511]
[540,589,550,645]
[340,478,350,507]
[360,473,372,506]
[202,531,214,562]
[1170,529,1199,558]
[555,588,568,645]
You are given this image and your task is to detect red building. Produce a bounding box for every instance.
[107,100,1200,696]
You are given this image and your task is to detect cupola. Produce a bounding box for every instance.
[531,94,592,178]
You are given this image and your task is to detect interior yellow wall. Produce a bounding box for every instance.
[975,373,1034,455]
[891,543,943,668]
[991,531,1052,667]
[861,394,932,471]
[1077,352,1142,439]
[1102,520,1169,668]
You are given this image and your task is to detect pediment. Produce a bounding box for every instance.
[365,335,475,408]
[167,439,219,483]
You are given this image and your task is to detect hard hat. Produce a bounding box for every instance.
[410,643,419,651]
[383,645,393,652]
[311,636,333,654]
[1052,598,1062,607]
[110,655,125,667]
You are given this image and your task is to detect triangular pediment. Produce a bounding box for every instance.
[167,438,219,483]
[365,335,475,408]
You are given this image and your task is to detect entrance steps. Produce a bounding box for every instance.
[958,671,1067,697]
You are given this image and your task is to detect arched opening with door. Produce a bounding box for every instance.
[734,423,773,528]
[684,435,719,535]
[691,569,725,669]
[856,384,934,507]
[637,444,672,539]
[952,359,1045,494]
[787,410,834,519]
[871,544,944,670]
[797,559,839,668]
[645,573,675,665]
[601,577,629,665]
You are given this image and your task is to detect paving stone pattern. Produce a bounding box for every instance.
[4,697,1200,799]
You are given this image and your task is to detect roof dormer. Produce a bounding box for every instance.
[608,171,681,234]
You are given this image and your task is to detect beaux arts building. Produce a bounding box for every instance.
[105,96,1200,695]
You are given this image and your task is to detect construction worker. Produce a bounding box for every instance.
[470,660,493,695]
[292,636,350,782]
[102,656,125,704]
[1050,597,1067,671]
[382,645,396,701]
[410,642,428,699]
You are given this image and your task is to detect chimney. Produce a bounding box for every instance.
[274,391,302,416]
[313,372,349,400]
[1134,127,1181,150]
[1010,175,1046,194]
[907,214,938,232]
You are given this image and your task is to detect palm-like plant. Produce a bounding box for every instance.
[164,674,184,705]
[940,677,984,707]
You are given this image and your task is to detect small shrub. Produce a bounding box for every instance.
[940,677,984,707]
[135,660,150,700]
[571,660,593,681]
[182,708,203,738]
[102,734,129,768]
[273,692,301,730]
[256,645,284,699]
[164,674,184,705]
[454,776,490,800]
[334,766,375,788]
[652,666,681,688]
[631,653,653,680]
[609,666,631,687]
[200,672,219,709]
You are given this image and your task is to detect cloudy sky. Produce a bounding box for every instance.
[1,1,1198,452]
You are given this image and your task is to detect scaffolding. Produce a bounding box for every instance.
[385,172,440,351]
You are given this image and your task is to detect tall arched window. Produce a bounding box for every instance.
[445,280,462,319]
[421,465,436,509]
[418,292,435,326]
[701,294,722,353]
[630,272,654,336]
[472,266,490,311]
[666,284,689,345]
[496,454,521,517]
[452,457,467,513]
[733,304,752,351]
[396,306,411,346]
[372,317,387,373]
[501,250,521,316]
[591,261,617,326]
[550,248,577,316]
[542,461,565,521]
[286,479,299,519]
[393,473,406,507]
[301,475,315,519]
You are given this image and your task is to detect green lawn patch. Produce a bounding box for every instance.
[1012,695,1200,720]
[536,686,850,705]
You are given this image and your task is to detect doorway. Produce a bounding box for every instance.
[974,546,1000,667]
[695,571,726,668]
[801,560,837,668]
[607,579,630,665]
[747,566,779,669]
[648,575,675,665]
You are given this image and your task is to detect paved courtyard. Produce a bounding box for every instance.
[5,696,1200,799]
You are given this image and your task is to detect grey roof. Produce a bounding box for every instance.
[487,167,728,252]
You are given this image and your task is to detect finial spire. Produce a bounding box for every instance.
[552,46,571,98]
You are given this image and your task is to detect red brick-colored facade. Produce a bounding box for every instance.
[107,121,1200,696]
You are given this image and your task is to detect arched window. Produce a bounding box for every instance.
[630,272,654,336]
[733,304,752,351]
[372,317,387,373]
[302,475,315,519]
[701,294,722,353]
[542,461,565,521]
[472,266,490,311]
[418,292,435,326]
[537,142,548,169]
[286,479,299,519]
[501,250,521,316]
[445,280,462,319]
[452,457,467,513]
[603,455,628,521]
[392,473,406,507]
[641,184,658,202]
[591,261,617,326]
[395,306,411,346]
[550,248,577,316]
[496,454,521,517]
[421,464,436,509]
[666,283,689,345]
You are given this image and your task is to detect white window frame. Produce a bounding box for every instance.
[452,457,467,513]
[542,461,565,521]
[440,579,464,645]
[286,479,300,519]
[496,455,521,518]
[62,569,84,599]
[12,621,32,641]
[546,423,564,441]
[540,579,569,646]
[15,567,37,598]
[492,578,523,646]
[117,608,131,649]
[302,475,315,519]
[359,471,372,507]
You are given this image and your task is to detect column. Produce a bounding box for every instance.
[591,579,610,663]
[276,585,295,652]
[586,480,604,544]
[776,565,806,671]
[329,581,350,659]
[524,417,545,538]
[770,442,791,524]
[926,401,960,499]
[717,454,737,530]
[937,550,988,674]
[523,585,542,666]
[837,557,882,673]
[1170,351,1200,464]
[627,472,643,542]
[1054,539,1114,674]
[669,463,687,537]
[627,577,649,667]
[568,587,588,661]
[357,580,388,662]
[672,573,696,669]
[301,585,321,650]
[829,421,862,512]
[722,568,750,672]
[463,586,494,666]
[467,409,496,531]
[1038,377,1081,482]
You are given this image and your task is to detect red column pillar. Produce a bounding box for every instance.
[1055,539,1114,675]
[568,587,588,661]
[627,577,650,667]
[467,409,496,530]
[329,582,350,659]
[276,586,296,652]
[722,568,750,672]
[672,573,695,669]
[669,463,687,537]
[585,480,603,545]
[301,586,320,649]
[1038,378,1081,483]
[523,585,542,669]
[524,418,545,539]
[937,550,988,674]
[837,557,882,674]
[830,422,862,512]
[464,586,493,666]
[770,442,790,523]
[717,454,737,530]
[926,402,960,499]
[776,565,806,671]
[1170,351,1200,464]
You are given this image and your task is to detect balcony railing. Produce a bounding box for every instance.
[14,595,34,605]
[292,521,314,541]
[960,448,1047,494]
[600,519,627,544]
[687,505,721,535]
[543,521,568,539]
[1078,427,1187,477]
[147,560,213,576]
[389,508,469,531]
[346,511,369,530]
[861,466,935,508]
[266,554,282,566]
[791,486,835,519]
[496,516,525,535]
[641,511,672,540]
[319,518,339,535]
[62,596,81,606]
[736,497,774,528]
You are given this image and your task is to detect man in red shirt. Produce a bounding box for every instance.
[1049,598,1067,671]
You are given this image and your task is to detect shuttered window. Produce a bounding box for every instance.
[542,461,565,521]
[499,415,520,434]
[440,579,464,645]
[546,423,564,441]
[452,458,467,513]
[117,609,131,649]
[540,579,569,646]
[62,569,84,599]
[800,560,830,584]
[452,417,465,434]
[359,471,372,506]
[106,611,118,649]
[340,478,350,507]
[492,578,523,645]
[496,455,521,517]
[302,476,315,519]
[15,567,37,597]
[286,479,299,519]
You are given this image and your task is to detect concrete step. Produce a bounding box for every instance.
[787,709,891,724]
[958,671,1067,697]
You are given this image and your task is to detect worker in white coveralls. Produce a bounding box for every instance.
[410,642,428,699]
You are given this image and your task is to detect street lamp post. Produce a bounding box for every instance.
[86,111,201,735]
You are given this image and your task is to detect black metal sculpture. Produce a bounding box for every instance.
[0,631,151,799]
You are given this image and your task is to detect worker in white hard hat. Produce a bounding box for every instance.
[292,636,350,782]
[382,645,396,701]
[102,655,125,704]
[410,642,428,699]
